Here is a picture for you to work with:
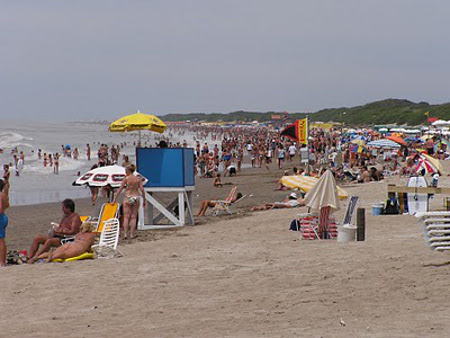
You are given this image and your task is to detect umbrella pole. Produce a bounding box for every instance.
[139,130,142,147]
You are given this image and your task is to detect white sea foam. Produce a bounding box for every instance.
[0,132,34,149]
[0,121,213,206]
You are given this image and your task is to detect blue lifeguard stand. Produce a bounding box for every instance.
[136,147,195,230]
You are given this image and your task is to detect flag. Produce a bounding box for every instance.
[425,111,430,116]
[280,119,308,144]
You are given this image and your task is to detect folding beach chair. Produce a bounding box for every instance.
[90,203,119,233]
[339,196,359,226]
[212,186,245,216]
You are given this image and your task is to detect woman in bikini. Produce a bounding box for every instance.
[36,223,96,263]
[113,164,146,239]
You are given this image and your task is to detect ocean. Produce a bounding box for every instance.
[0,121,206,206]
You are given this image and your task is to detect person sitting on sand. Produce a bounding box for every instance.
[197,192,243,216]
[213,173,233,188]
[27,199,82,263]
[251,192,305,211]
[32,222,97,263]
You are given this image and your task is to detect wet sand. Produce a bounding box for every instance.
[2,162,450,337]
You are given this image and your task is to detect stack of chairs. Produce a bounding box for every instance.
[416,211,450,252]
[296,213,338,240]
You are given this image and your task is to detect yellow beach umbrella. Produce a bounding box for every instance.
[279,175,348,199]
[109,111,167,144]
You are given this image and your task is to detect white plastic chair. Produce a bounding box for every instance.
[92,218,122,258]
[417,212,450,251]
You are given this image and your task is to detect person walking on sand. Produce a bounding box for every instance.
[0,180,10,267]
[113,164,146,239]
[86,143,91,161]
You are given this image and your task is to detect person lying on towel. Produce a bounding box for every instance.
[251,192,305,211]
[30,223,96,263]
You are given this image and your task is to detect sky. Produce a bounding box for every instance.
[1,0,450,120]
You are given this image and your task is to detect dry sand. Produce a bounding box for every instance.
[2,163,450,337]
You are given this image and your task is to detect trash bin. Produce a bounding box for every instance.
[337,224,357,242]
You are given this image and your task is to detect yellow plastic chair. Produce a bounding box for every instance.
[91,203,119,233]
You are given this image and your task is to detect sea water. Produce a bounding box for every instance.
[0,121,207,206]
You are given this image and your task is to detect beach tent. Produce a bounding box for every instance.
[279,175,348,199]
[109,111,167,144]
[367,139,401,149]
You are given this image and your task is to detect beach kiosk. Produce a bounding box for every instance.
[136,147,195,230]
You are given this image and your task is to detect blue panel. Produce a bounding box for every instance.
[136,148,195,188]
[183,148,195,186]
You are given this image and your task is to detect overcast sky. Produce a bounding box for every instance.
[1,0,449,120]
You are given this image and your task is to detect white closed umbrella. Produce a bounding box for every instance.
[303,170,342,239]
[304,170,341,212]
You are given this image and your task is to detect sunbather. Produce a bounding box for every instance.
[197,192,243,216]
[27,199,82,263]
[251,192,305,211]
[33,222,96,263]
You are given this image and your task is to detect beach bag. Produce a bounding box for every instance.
[6,250,26,265]
[382,198,399,215]
[289,219,299,231]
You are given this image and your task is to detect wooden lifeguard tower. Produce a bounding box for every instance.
[136,147,195,230]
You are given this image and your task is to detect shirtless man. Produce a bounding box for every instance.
[360,166,371,183]
[113,164,146,239]
[27,199,82,263]
[35,222,96,263]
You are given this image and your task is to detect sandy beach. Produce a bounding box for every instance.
[2,162,450,337]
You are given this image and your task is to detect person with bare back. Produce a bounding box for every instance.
[0,180,9,267]
[113,164,146,239]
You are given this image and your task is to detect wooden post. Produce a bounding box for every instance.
[398,192,404,214]
[357,208,365,241]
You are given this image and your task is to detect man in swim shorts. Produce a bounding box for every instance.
[27,199,81,263]
[0,180,9,267]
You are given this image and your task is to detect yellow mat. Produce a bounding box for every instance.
[53,252,95,263]
[279,175,348,199]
